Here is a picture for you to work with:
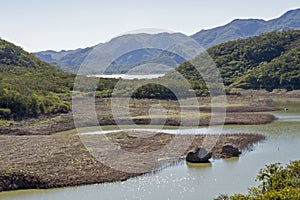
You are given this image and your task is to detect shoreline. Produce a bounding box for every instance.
[0,95,289,193]
[0,112,276,135]
[0,132,265,192]
[0,95,283,135]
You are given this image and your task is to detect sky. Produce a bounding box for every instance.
[1,0,300,52]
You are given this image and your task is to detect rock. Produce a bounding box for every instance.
[186,147,212,163]
[221,144,241,157]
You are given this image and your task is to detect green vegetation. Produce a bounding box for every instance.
[122,30,300,99]
[1,30,300,119]
[132,83,177,99]
[0,39,75,119]
[93,77,193,99]
[231,46,300,90]
[215,160,300,200]
[35,30,300,102]
[0,119,9,126]
[170,30,300,92]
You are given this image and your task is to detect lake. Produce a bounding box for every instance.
[87,74,165,80]
[1,99,299,200]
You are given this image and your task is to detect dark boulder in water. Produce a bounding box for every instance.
[186,147,212,163]
[221,144,241,157]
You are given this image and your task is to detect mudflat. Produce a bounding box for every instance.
[0,95,278,135]
[0,132,264,191]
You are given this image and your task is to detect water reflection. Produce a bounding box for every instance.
[186,161,212,169]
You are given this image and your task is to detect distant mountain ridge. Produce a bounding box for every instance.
[36,47,94,73]
[34,8,300,74]
[191,8,300,48]
[105,48,186,74]
[35,32,201,75]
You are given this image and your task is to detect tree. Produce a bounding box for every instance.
[215,160,300,200]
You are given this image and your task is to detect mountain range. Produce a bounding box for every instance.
[0,23,300,119]
[34,8,300,75]
[35,9,300,75]
[36,32,202,75]
[191,8,300,48]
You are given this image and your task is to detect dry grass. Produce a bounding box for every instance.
[0,131,264,191]
[0,96,279,135]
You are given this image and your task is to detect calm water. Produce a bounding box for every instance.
[87,74,165,80]
[1,99,300,200]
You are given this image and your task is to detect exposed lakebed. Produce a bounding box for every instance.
[1,99,299,200]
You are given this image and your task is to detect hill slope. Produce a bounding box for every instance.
[0,39,75,119]
[173,30,300,92]
[191,8,300,49]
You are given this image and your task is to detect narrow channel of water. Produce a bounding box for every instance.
[87,74,165,80]
[1,100,299,200]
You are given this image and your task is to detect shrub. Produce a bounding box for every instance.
[215,160,300,200]
[0,108,11,119]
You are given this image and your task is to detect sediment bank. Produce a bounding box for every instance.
[0,132,264,192]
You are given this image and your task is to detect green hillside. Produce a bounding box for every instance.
[1,30,299,117]
[173,30,300,92]
[0,39,75,119]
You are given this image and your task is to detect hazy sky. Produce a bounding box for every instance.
[1,0,300,52]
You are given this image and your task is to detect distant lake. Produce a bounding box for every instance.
[87,74,165,80]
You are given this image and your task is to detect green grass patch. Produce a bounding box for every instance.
[272,98,300,113]
[0,119,9,126]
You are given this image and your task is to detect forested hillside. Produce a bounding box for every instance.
[1,30,299,117]
[173,30,300,92]
[0,39,75,119]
